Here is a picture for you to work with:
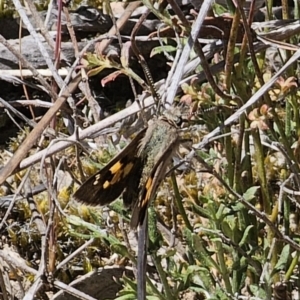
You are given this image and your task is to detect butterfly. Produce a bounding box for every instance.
[73,107,185,229]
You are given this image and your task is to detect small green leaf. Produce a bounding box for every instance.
[274,244,290,272]
[222,221,234,240]
[239,225,254,246]
[121,276,137,291]
[243,186,260,201]
[195,150,211,160]
[212,2,229,15]
[150,45,177,57]
[83,256,93,273]
[111,243,130,258]
[249,284,267,298]
[115,293,137,300]
[191,202,212,219]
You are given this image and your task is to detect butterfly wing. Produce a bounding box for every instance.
[73,128,146,206]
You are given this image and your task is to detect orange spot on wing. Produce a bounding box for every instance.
[109,161,122,174]
[111,172,122,184]
[103,181,110,189]
[140,177,153,207]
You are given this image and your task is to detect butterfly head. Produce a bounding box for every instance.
[161,105,190,128]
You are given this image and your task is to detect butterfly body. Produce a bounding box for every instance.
[73,108,182,228]
[130,118,179,228]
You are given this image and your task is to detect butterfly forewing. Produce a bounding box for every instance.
[73,128,146,206]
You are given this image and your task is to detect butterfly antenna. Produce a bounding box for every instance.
[130,10,162,117]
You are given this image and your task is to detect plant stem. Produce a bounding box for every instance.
[152,253,174,299]
[171,173,192,231]
[251,129,271,214]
